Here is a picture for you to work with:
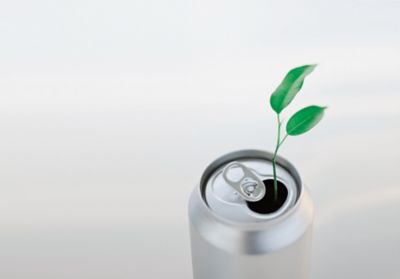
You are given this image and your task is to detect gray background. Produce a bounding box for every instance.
[0,0,399,278]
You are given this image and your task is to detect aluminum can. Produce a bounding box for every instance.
[188,149,314,279]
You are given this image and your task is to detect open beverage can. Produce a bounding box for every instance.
[188,149,314,279]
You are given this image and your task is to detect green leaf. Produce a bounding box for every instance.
[286,105,326,136]
[270,64,317,114]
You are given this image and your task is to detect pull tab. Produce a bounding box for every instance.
[222,162,266,202]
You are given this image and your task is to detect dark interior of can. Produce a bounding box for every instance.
[246,179,288,214]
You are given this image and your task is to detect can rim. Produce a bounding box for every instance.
[198,149,304,229]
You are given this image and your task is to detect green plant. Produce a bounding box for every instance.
[269,65,326,200]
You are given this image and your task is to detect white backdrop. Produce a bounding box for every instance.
[0,0,399,278]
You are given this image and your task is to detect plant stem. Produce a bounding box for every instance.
[280,134,288,146]
[272,114,281,201]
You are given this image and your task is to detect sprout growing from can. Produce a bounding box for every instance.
[269,65,326,201]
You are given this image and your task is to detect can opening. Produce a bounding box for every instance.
[246,179,288,214]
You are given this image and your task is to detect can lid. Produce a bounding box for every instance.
[204,154,298,223]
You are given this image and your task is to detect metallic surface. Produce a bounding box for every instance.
[222,161,266,202]
[189,150,314,279]
[205,154,298,223]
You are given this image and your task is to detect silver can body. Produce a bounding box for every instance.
[188,150,314,279]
